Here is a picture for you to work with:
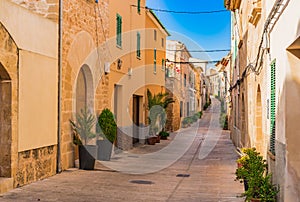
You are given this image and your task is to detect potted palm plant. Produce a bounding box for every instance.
[147,89,174,144]
[96,108,117,161]
[70,108,96,170]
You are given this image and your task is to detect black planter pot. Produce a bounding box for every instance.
[79,145,96,170]
[97,139,113,161]
[244,179,249,191]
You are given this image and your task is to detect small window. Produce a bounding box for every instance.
[154,30,157,41]
[187,102,189,116]
[116,14,122,47]
[180,101,183,117]
[137,0,141,14]
[162,38,164,47]
[137,32,141,58]
[162,59,165,71]
[154,49,157,73]
[184,74,187,87]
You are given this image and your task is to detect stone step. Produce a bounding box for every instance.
[0,177,13,194]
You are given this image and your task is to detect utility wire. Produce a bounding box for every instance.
[131,5,228,14]
[166,49,230,53]
[167,60,220,64]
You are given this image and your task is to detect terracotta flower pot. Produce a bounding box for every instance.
[156,135,161,143]
[147,136,156,145]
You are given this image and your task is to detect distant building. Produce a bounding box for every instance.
[190,58,208,111]
[215,54,231,113]
[165,40,206,131]
[207,68,220,97]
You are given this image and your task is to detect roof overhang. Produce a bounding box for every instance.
[224,0,242,11]
[146,9,171,37]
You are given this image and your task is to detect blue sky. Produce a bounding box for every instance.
[146,0,231,67]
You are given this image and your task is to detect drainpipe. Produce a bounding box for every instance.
[57,0,63,173]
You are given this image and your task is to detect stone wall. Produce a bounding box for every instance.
[165,90,181,132]
[0,81,12,178]
[116,129,133,151]
[60,0,109,170]
[0,22,19,187]
[11,0,59,22]
[15,145,57,187]
[95,74,109,115]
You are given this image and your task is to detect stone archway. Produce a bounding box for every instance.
[0,63,12,178]
[75,64,94,115]
[255,85,263,154]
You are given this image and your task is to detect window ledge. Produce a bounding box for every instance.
[249,7,262,26]
[268,151,276,161]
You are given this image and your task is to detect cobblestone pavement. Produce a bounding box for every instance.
[0,98,244,202]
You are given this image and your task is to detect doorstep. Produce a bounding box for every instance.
[0,177,13,194]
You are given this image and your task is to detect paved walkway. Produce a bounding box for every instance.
[0,98,244,202]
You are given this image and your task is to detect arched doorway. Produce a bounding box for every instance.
[75,65,94,115]
[0,63,12,177]
[255,85,263,154]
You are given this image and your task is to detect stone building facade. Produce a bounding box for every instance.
[226,0,300,200]
[0,0,59,192]
[165,40,201,131]
[60,0,110,170]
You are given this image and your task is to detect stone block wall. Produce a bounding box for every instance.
[15,145,57,187]
[0,82,12,178]
[117,128,133,151]
[0,22,19,187]
[95,74,109,115]
[11,0,59,22]
[60,0,109,170]
[165,91,181,132]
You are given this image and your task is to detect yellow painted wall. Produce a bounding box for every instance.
[108,0,147,130]
[18,50,58,151]
[145,10,167,88]
[108,1,168,130]
[0,0,58,58]
[0,0,58,152]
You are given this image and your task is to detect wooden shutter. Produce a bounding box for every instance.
[270,60,276,155]
[116,14,122,47]
[137,0,141,14]
[137,32,141,57]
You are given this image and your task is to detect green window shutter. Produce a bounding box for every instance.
[137,32,141,57]
[154,49,157,73]
[137,0,141,14]
[270,60,276,155]
[116,14,122,47]
[162,59,165,70]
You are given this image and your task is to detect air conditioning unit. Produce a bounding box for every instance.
[104,62,110,74]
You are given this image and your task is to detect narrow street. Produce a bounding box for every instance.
[0,98,243,202]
